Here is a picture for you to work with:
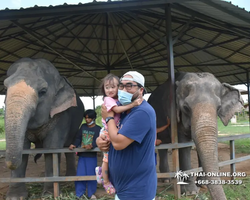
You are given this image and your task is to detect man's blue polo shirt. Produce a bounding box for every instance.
[108,100,157,200]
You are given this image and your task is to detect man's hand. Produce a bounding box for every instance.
[101,104,114,120]
[85,144,93,150]
[96,134,110,152]
[69,144,76,150]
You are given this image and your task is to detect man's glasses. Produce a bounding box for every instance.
[118,83,139,90]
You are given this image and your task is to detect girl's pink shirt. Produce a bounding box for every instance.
[102,97,120,129]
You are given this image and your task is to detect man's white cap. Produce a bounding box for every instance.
[121,71,147,93]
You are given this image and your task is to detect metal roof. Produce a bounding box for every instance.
[1,0,250,96]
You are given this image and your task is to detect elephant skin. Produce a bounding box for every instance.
[148,72,243,200]
[4,58,84,200]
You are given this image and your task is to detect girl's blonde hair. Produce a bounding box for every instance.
[100,73,120,99]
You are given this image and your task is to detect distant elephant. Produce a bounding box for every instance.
[4,58,84,200]
[148,72,243,200]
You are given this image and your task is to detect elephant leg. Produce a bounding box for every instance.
[64,153,76,176]
[158,149,170,183]
[178,132,199,195]
[6,140,30,200]
[179,147,192,171]
[179,147,199,194]
[43,153,61,195]
[42,125,68,195]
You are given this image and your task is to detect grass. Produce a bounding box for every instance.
[223,177,250,200]
[233,138,250,154]
[217,118,250,154]
[0,141,6,150]
[0,117,5,150]
[23,178,250,200]
[166,177,250,200]
[25,183,114,200]
[217,119,250,135]
[0,117,5,140]
[211,177,249,200]
[143,177,250,200]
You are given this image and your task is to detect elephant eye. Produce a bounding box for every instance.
[38,88,47,97]
[183,103,190,113]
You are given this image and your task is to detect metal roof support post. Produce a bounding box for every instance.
[106,13,110,74]
[165,4,181,199]
[247,72,250,128]
[230,140,236,180]
[92,96,96,110]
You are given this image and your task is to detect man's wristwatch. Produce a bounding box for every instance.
[105,117,114,124]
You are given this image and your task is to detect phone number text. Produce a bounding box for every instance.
[195,180,243,185]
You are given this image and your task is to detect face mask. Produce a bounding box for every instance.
[118,90,133,105]
[87,120,95,126]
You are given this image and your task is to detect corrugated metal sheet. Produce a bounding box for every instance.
[0,0,250,96]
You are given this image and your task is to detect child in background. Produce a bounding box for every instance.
[95,73,142,195]
[69,110,101,199]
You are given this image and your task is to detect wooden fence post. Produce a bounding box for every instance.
[53,153,60,198]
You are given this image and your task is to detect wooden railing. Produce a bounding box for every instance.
[0,133,250,198]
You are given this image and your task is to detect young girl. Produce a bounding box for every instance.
[95,73,142,195]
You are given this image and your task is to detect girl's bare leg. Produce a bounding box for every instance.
[102,161,109,184]
[101,159,116,194]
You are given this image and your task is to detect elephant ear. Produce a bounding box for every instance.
[50,76,77,118]
[218,83,244,126]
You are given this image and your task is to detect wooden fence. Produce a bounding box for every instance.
[0,133,250,198]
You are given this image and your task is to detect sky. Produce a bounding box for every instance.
[0,0,249,109]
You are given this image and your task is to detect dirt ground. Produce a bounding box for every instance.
[0,143,249,199]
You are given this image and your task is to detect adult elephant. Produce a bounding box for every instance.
[4,58,84,200]
[148,72,243,200]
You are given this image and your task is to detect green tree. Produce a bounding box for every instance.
[95,105,103,127]
[0,106,5,117]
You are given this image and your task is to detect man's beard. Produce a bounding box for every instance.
[131,89,140,101]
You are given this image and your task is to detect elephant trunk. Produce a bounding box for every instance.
[191,103,226,200]
[5,81,37,170]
